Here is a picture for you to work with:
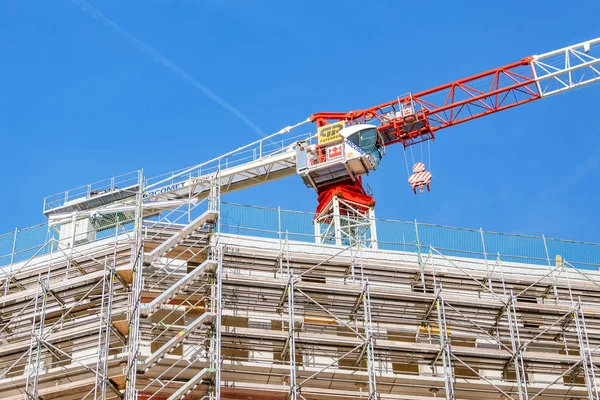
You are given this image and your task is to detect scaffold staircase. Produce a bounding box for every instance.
[141,311,216,373]
[143,210,218,266]
[140,258,217,317]
[167,367,215,400]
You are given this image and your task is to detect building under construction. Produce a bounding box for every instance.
[1,36,600,400]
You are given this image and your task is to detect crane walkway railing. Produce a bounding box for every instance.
[43,170,141,214]
[142,312,216,373]
[42,121,314,215]
[143,121,312,193]
[140,259,217,318]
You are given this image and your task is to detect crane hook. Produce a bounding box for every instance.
[408,162,432,194]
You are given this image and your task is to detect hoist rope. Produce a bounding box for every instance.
[428,140,432,172]
[403,148,410,177]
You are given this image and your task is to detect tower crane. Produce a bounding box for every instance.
[43,36,600,248]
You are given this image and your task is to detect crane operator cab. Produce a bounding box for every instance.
[295,122,386,192]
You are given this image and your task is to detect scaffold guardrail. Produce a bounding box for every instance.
[2,202,599,272]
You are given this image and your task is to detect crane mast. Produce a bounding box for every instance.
[42,36,600,248]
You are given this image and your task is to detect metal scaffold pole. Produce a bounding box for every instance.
[505,291,529,400]
[282,233,298,400]
[479,228,495,295]
[24,275,48,400]
[287,275,298,400]
[4,227,18,296]
[574,299,600,399]
[211,176,222,400]
[125,171,145,400]
[434,277,455,400]
[93,257,115,400]
[211,244,223,400]
[362,282,378,400]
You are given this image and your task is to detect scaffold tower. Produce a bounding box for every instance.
[1,168,600,399]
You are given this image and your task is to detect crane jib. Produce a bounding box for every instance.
[310,37,600,148]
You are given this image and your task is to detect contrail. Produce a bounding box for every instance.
[70,0,266,137]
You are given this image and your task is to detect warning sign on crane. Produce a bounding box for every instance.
[318,121,345,145]
[326,144,344,161]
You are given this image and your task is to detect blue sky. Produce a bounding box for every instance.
[1,0,599,242]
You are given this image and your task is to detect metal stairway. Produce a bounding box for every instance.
[143,210,218,266]
[167,368,215,400]
[142,312,216,373]
[140,259,217,317]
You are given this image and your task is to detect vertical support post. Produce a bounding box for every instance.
[574,299,600,399]
[187,174,193,224]
[415,219,422,264]
[210,244,223,400]
[102,266,115,398]
[333,197,342,247]
[94,257,115,400]
[415,220,427,293]
[506,292,529,400]
[97,227,120,399]
[278,206,283,278]
[209,175,220,215]
[287,276,298,400]
[542,234,560,304]
[66,212,78,279]
[24,276,48,400]
[210,175,222,400]
[125,170,145,400]
[480,228,494,295]
[434,280,455,400]
[314,219,321,245]
[94,259,108,400]
[368,208,378,250]
[363,282,378,399]
[285,233,298,400]
[4,227,18,296]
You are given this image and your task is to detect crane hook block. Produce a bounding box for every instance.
[408,163,432,194]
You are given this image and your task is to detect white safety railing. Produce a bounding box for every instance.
[41,119,314,214]
[144,130,314,193]
[43,170,141,213]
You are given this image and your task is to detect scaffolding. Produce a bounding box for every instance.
[0,177,599,400]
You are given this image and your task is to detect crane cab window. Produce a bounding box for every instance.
[347,128,386,169]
